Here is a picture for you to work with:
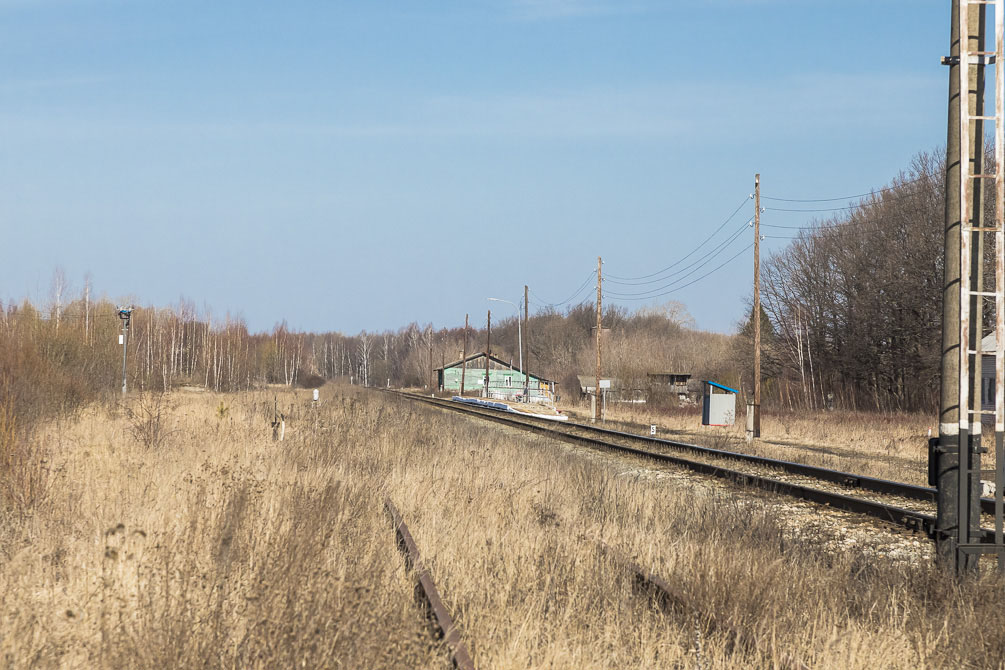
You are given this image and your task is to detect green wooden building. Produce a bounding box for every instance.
[435,352,555,401]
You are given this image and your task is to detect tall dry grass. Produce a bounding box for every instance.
[0,390,440,668]
[386,395,1005,669]
[0,387,1002,668]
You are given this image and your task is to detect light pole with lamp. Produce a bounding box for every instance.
[487,297,524,402]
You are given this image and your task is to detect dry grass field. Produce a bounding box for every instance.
[1,387,1003,668]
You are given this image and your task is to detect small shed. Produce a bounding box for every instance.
[701,380,737,426]
[435,352,555,402]
[646,372,694,402]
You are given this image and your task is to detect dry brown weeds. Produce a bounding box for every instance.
[0,388,1002,669]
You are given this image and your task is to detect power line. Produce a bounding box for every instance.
[606,227,753,298]
[605,222,752,296]
[763,189,927,213]
[604,218,753,287]
[760,208,939,232]
[760,174,929,203]
[529,270,597,308]
[607,244,754,302]
[605,195,753,282]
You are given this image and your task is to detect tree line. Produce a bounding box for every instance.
[1,146,970,429]
[752,150,953,412]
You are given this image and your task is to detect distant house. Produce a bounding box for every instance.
[646,372,693,401]
[435,352,555,402]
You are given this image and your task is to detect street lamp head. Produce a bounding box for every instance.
[487,297,517,309]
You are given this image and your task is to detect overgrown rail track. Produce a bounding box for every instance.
[392,391,999,543]
[385,498,476,670]
[598,541,811,670]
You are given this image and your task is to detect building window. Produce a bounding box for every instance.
[504,376,512,387]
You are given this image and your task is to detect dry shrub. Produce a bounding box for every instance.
[123,392,175,450]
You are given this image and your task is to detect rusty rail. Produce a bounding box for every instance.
[385,498,476,670]
[598,541,810,670]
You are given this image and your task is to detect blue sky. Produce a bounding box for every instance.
[0,0,949,334]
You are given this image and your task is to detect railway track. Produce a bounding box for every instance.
[387,493,812,668]
[393,391,999,543]
[598,541,810,670]
[386,498,475,670]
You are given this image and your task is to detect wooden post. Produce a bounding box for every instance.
[595,256,602,422]
[524,284,530,401]
[485,311,491,398]
[460,314,468,396]
[753,174,761,438]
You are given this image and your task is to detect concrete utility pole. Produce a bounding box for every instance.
[485,310,491,398]
[460,313,468,396]
[524,285,530,401]
[937,0,984,568]
[594,256,603,422]
[753,174,762,438]
[428,326,433,391]
[117,307,133,394]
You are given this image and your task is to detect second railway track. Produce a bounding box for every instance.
[393,391,1000,543]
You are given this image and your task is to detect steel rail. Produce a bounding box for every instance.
[385,498,476,670]
[399,391,1002,515]
[394,392,999,543]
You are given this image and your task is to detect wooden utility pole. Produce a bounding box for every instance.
[753,174,762,438]
[460,313,468,396]
[428,325,433,391]
[524,284,530,400]
[485,310,491,398]
[595,256,603,422]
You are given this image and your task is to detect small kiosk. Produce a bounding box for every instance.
[701,381,737,426]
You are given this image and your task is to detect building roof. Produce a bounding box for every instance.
[435,352,554,383]
[703,380,738,394]
[646,372,692,379]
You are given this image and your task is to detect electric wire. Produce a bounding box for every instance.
[606,243,754,301]
[604,222,752,296]
[764,189,925,213]
[760,174,929,203]
[604,195,753,282]
[604,218,754,287]
[529,270,597,309]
